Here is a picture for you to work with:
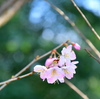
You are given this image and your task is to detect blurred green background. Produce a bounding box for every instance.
[0,0,100,99]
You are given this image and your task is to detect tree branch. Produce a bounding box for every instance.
[0,40,68,90]
[0,71,35,85]
[64,78,89,99]
[85,49,100,64]
[70,0,100,40]
[45,0,100,58]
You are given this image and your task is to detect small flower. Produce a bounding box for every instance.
[61,61,78,79]
[72,42,81,50]
[62,66,76,79]
[46,67,64,83]
[61,45,76,60]
[34,65,47,80]
[45,58,58,68]
[59,45,76,66]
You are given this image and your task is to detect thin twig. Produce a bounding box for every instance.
[85,49,100,64]
[70,0,100,40]
[45,0,100,58]
[0,71,35,85]
[15,40,67,77]
[0,40,68,90]
[64,78,89,99]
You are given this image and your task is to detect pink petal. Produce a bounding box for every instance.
[72,61,79,65]
[58,77,64,83]
[69,51,76,60]
[58,56,66,66]
[67,66,76,74]
[34,65,47,73]
[61,47,67,55]
[40,72,47,80]
[66,45,72,52]
[47,77,57,84]
[65,58,71,66]
[65,73,74,79]
[70,61,78,69]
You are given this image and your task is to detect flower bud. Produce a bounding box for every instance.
[72,43,81,50]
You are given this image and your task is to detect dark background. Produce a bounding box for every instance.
[0,0,100,99]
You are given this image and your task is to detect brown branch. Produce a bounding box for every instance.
[85,49,100,64]
[0,71,89,99]
[64,78,89,99]
[45,0,100,58]
[70,0,100,40]
[0,71,35,85]
[0,0,28,27]
[0,40,68,91]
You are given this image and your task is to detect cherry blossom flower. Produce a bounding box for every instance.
[34,65,47,80]
[34,65,65,83]
[59,60,78,79]
[62,65,76,79]
[46,67,64,83]
[59,45,76,66]
[72,42,81,50]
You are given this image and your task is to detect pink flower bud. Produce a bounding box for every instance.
[45,58,58,67]
[72,43,81,50]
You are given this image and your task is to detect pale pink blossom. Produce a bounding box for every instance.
[72,43,81,50]
[59,45,76,66]
[61,45,76,60]
[62,66,76,79]
[34,65,47,80]
[34,65,64,83]
[61,61,78,79]
[46,67,64,83]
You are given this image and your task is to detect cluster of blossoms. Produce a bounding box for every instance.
[34,42,80,84]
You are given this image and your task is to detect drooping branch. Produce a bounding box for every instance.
[45,0,100,58]
[70,0,100,40]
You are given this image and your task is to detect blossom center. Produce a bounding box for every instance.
[64,54,69,57]
[51,69,57,75]
[63,69,69,74]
